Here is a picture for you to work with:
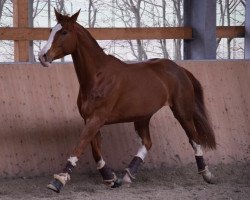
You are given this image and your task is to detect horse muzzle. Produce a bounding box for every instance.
[38,52,52,67]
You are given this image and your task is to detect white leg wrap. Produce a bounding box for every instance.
[135,145,148,161]
[97,158,106,170]
[67,156,78,166]
[191,141,203,156]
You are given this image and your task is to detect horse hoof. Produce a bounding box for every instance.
[122,173,132,187]
[202,173,217,184]
[47,179,63,193]
[104,178,122,188]
[201,170,217,184]
[111,178,122,188]
[199,166,217,184]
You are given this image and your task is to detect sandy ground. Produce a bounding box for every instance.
[0,162,249,200]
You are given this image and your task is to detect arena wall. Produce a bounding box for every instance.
[0,60,249,177]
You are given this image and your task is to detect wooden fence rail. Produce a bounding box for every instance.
[0,26,245,41]
[0,0,246,61]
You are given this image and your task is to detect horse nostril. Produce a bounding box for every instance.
[43,53,48,62]
[43,53,53,63]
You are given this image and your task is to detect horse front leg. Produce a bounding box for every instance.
[47,116,104,193]
[91,131,122,188]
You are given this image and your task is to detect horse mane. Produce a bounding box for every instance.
[73,22,104,52]
[57,12,104,52]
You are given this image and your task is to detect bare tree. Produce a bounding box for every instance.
[0,0,13,62]
[55,0,66,14]
[217,0,245,59]
[172,0,182,59]
[88,0,97,27]
[0,0,7,22]
[160,0,170,59]
[116,0,148,61]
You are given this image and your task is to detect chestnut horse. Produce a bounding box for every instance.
[39,10,216,193]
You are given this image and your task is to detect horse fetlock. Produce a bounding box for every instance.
[47,173,70,193]
[125,168,136,180]
[126,156,143,179]
[122,172,133,187]
[54,173,71,185]
[99,164,116,181]
[199,166,216,184]
[103,173,122,188]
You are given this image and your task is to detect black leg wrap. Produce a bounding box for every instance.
[99,164,122,188]
[47,179,64,193]
[99,164,116,182]
[63,162,74,174]
[195,156,206,172]
[126,156,143,179]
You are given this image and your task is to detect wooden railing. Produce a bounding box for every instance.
[0,26,245,41]
[0,0,246,62]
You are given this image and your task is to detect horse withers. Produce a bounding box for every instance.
[38,10,216,193]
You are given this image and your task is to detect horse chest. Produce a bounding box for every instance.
[78,85,115,118]
[78,73,115,119]
[79,94,104,118]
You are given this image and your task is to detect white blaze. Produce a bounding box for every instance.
[38,23,62,57]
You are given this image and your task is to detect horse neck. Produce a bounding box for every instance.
[71,25,107,90]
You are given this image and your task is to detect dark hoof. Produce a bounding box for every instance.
[203,174,217,184]
[47,179,63,193]
[111,178,122,188]
[201,169,217,184]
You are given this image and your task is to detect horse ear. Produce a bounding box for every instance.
[54,8,63,22]
[70,9,81,22]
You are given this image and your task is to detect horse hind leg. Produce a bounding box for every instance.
[123,118,152,185]
[91,131,122,188]
[170,106,216,184]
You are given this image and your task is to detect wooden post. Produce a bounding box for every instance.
[13,0,30,62]
[183,0,216,59]
[245,0,250,59]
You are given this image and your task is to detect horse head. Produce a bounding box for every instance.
[38,9,80,67]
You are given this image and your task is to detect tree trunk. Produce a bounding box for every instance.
[226,0,231,59]
[88,0,97,28]
[0,0,7,22]
[160,0,169,59]
[173,0,182,59]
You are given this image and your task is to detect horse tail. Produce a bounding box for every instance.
[184,68,216,149]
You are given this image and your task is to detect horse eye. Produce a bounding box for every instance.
[62,30,68,35]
